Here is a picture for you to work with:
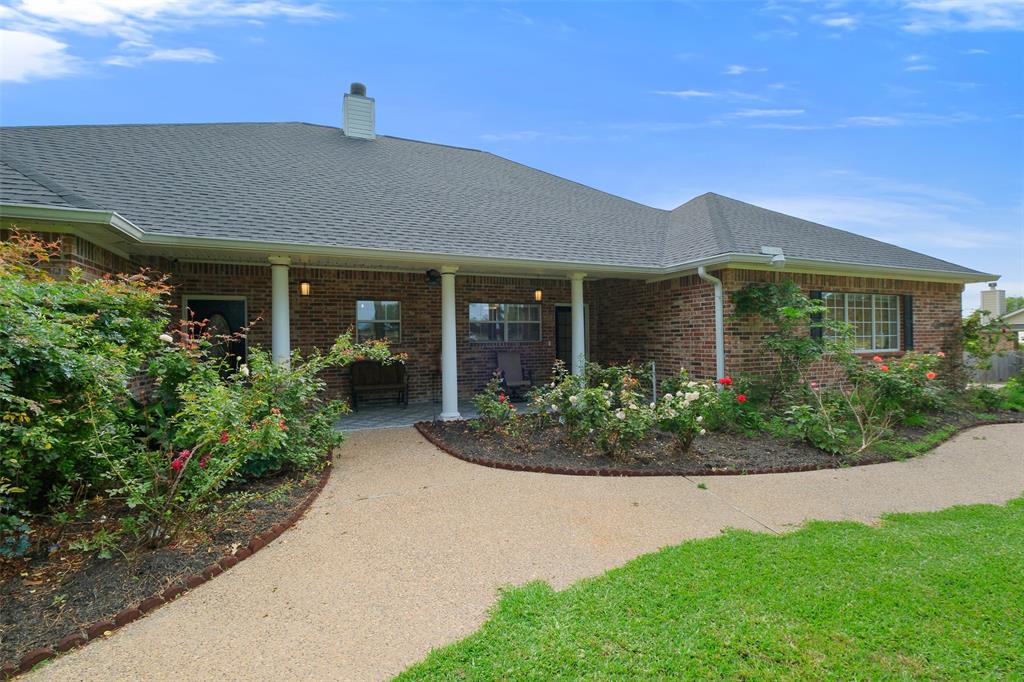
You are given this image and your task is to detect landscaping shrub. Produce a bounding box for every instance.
[0,230,402,553]
[530,361,654,458]
[651,370,716,453]
[0,233,169,510]
[471,374,519,431]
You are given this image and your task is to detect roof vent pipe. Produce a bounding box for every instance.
[343,82,375,139]
[697,266,726,382]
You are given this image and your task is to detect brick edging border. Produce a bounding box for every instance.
[2,454,335,680]
[414,418,1024,479]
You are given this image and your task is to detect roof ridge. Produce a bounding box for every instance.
[701,192,737,253]
[1,156,97,209]
[0,121,313,130]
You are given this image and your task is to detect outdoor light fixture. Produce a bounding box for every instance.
[534,289,543,302]
[425,269,441,285]
[299,281,311,296]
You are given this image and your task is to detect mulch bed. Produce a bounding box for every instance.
[417,411,1024,477]
[0,465,329,676]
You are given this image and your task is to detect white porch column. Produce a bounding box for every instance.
[571,272,586,376]
[440,266,461,420]
[268,256,291,365]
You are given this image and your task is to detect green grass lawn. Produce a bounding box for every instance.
[398,499,1024,681]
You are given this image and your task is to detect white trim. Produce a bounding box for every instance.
[0,202,998,283]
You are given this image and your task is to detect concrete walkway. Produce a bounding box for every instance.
[31,424,1024,681]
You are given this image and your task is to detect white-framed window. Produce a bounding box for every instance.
[823,292,900,352]
[356,300,401,342]
[469,303,541,343]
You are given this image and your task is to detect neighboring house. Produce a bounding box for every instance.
[0,84,997,418]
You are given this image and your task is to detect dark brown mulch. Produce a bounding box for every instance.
[0,469,320,669]
[418,411,1024,477]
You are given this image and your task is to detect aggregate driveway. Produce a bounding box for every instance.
[31,423,1024,681]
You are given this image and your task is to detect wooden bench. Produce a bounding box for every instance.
[349,360,409,411]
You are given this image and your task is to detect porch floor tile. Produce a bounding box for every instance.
[337,400,479,431]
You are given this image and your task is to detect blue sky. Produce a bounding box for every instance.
[1,1,1021,311]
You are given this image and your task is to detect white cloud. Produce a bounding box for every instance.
[0,28,76,81]
[0,1,335,81]
[903,0,1024,32]
[817,14,859,29]
[964,47,991,53]
[106,45,219,66]
[905,64,936,71]
[654,89,715,98]
[723,64,767,76]
[841,112,975,127]
[729,108,805,117]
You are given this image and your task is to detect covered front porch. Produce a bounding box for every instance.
[170,252,603,422]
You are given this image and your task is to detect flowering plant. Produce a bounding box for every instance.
[471,374,519,431]
[652,371,717,453]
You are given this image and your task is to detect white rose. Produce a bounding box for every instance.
[569,395,578,404]
[550,404,559,412]
[699,428,706,435]
[696,415,703,423]
[239,364,250,377]
[687,381,698,388]
[159,333,174,344]
[650,402,656,408]
[616,410,626,420]
[685,391,700,402]
[664,392,674,399]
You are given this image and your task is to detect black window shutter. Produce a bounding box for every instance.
[809,290,823,341]
[902,295,914,351]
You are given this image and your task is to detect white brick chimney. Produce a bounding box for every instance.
[343,82,375,139]
[980,282,1006,324]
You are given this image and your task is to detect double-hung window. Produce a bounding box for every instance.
[822,293,899,352]
[356,300,401,342]
[469,303,541,342]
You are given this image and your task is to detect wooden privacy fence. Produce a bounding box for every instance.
[965,351,1023,384]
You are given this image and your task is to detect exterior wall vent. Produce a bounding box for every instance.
[343,82,375,140]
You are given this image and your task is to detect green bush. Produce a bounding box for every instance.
[0,233,169,509]
[471,374,519,431]
[652,371,717,453]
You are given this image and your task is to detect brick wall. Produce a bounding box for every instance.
[722,269,963,381]
[590,268,963,386]
[590,274,718,379]
[2,221,139,278]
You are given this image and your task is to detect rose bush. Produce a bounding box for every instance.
[472,373,519,431]
[651,371,717,453]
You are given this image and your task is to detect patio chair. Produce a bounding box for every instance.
[496,352,533,400]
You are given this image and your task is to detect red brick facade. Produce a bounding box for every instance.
[7,222,966,401]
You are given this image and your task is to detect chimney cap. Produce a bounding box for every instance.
[350,82,367,96]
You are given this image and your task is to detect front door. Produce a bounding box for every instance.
[554,305,587,369]
[183,298,247,369]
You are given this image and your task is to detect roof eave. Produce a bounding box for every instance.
[0,202,999,283]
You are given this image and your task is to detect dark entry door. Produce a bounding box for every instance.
[555,306,572,369]
[184,298,247,368]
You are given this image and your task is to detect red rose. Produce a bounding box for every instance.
[879,365,889,372]
[219,430,229,444]
[279,420,288,430]
[170,458,184,472]
[498,393,507,403]
[718,377,733,386]
[736,394,747,403]
[199,453,211,469]
[926,371,937,380]
[872,355,883,363]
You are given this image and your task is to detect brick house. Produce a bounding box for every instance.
[0,84,995,419]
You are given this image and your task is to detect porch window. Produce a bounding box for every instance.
[822,293,900,352]
[356,300,401,343]
[469,303,541,343]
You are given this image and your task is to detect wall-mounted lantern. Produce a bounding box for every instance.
[534,289,543,302]
[299,281,311,296]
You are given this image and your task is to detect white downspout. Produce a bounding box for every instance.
[697,266,725,381]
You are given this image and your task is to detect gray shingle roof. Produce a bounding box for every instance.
[0,122,984,276]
